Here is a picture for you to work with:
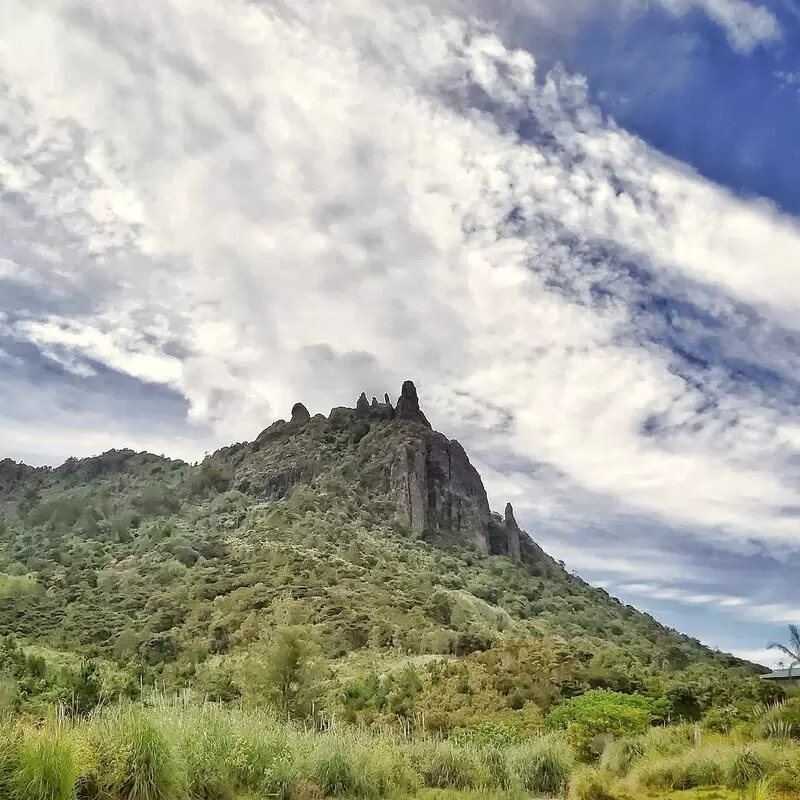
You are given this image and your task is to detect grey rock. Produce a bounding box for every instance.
[252,420,287,451]
[394,380,431,428]
[356,392,370,414]
[504,502,522,562]
[388,429,489,553]
[291,403,311,424]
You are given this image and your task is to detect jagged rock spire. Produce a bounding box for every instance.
[504,502,522,562]
[395,380,431,428]
[290,402,311,424]
[356,392,370,414]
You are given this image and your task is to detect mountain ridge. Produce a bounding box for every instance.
[0,380,764,682]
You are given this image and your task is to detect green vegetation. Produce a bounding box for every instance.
[0,401,793,797]
[0,703,799,799]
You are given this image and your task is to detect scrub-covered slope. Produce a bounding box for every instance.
[0,380,768,726]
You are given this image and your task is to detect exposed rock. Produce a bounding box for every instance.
[253,419,287,450]
[384,393,393,408]
[369,399,394,421]
[504,502,522,562]
[394,380,431,428]
[291,403,311,424]
[356,393,371,415]
[240,460,321,501]
[387,428,489,553]
[241,380,487,551]
[328,406,355,428]
[0,458,35,486]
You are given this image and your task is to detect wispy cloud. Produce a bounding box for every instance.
[659,0,781,52]
[616,581,800,625]
[451,0,781,54]
[0,0,796,655]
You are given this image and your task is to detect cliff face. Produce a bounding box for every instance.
[388,428,490,553]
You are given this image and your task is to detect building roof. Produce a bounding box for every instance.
[761,668,800,680]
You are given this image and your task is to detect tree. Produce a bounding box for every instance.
[768,625,800,674]
[71,659,102,716]
[242,626,322,719]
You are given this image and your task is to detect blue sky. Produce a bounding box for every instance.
[1,0,799,666]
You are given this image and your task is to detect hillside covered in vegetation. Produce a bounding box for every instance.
[0,381,776,734]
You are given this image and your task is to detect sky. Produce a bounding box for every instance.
[1,0,800,668]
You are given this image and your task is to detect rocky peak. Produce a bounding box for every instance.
[242,380,489,551]
[356,393,371,415]
[291,403,311,424]
[394,380,431,428]
[504,502,522,562]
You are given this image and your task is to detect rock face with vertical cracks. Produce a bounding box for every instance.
[216,381,490,551]
[386,383,489,552]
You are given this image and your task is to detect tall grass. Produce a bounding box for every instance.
[508,734,573,795]
[91,705,188,800]
[1,704,799,799]
[14,723,77,800]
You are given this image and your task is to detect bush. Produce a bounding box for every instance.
[451,722,522,749]
[727,746,769,789]
[546,691,667,761]
[702,705,740,733]
[633,748,726,791]
[414,741,482,790]
[13,724,77,800]
[599,737,644,776]
[173,708,237,800]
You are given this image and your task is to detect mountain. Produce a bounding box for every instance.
[0,380,772,727]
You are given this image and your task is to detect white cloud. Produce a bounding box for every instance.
[0,0,798,565]
[730,648,781,668]
[446,0,780,54]
[658,0,781,51]
[616,581,800,625]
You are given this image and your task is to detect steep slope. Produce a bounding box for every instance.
[0,380,768,724]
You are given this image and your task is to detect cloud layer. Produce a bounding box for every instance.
[0,0,797,660]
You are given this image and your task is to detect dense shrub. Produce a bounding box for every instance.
[546,690,669,760]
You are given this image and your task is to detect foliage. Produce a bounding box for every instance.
[241,626,323,719]
[0,405,771,783]
[546,690,670,760]
[767,625,800,671]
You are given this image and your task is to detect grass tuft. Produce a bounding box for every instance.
[14,723,77,800]
[509,734,573,795]
[92,705,188,800]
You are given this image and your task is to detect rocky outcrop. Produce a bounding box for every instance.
[394,380,431,428]
[388,428,490,553]
[355,392,393,421]
[505,503,522,562]
[253,419,287,450]
[291,403,311,424]
[243,380,489,551]
[237,459,321,500]
[356,393,371,415]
